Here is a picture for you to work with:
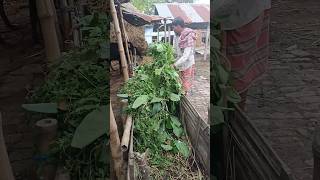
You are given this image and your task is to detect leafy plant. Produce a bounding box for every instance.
[23,12,110,180]
[120,43,191,175]
[211,20,241,131]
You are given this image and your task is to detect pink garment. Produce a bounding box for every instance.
[180,64,195,92]
[178,28,197,49]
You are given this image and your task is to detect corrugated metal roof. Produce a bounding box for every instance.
[120,3,164,26]
[154,3,210,24]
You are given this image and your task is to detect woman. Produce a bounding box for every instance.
[213,0,271,110]
[172,17,196,95]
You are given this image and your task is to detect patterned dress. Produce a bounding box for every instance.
[173,28,197,94]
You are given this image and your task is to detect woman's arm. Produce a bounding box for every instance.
[174,46,192,68]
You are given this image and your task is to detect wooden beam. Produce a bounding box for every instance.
[111,0,129,81]
[36,0,61,63]
[110,103,125,180]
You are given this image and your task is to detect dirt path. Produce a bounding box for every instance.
[246,0,320,179]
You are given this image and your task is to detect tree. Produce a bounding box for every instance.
[131,0,194,14]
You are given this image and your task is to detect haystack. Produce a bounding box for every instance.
[110,3,148,54]
[110,21,148,54]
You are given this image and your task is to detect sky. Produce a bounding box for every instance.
[194,0,210,4]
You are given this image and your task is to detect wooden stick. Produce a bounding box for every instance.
[60,0,71,41]
[35,118,58,180]
[120,115,132,152]
[36,0,61,63]
[128,121,134,179]
[118,5,132,67]
[0,113,15,180]
[204,25,210,61]
[68,0,80,47]
[110,103,125,180]
[111,0,129,81]
[120,99,128,125]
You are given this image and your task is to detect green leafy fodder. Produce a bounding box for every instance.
[120,43,193,176]
[25,12,110,180]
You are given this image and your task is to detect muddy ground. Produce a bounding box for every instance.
[247,0,320,179]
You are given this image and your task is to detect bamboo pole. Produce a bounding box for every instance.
[68,0,80,47]
[164,19,167,43]
[117,5,132,67]
[35,118,58,180]
[204,24,210,61]
[111,0,129,81]
[120,116,132,152]
[110,103,125,180]
[36,0,61,63]
[60,0,71,41]
[0,113,15,180]
[127,122,134,179]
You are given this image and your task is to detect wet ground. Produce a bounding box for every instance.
[246,0,320,179]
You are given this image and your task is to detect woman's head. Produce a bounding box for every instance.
[172,17,185,35]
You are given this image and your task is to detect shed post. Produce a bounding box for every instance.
[204,24,210,61]
[36,0,61,63]
[111,0,129,81]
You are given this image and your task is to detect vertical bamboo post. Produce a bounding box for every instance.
[111,0,129,81]
[168,25,171,45]
[0,113,15,180]
[110,103,125,180]
[204,24,210,61]
[68,0,80,47]
[118,5,132,66]
[164,19,167,43]
[35,118,58,180]
[60,0,71,41]
[36,0,61,63]
[313,128,320,180]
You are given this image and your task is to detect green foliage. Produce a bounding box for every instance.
[25,12,110,179]
[131,0,194,14]
[211,21,241,130]
[120,43,190,173]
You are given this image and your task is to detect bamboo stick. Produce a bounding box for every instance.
[204,25,210,61]
[110,103,125,180]
[0,113,15,180]
[111,0,129,81]
[36,0,61,63]
[127,121,134,180]
[60,0,71,41]
[68,0,80,47]
[35,118,58,180]
[117,5,132,68]
[120,116,132,152]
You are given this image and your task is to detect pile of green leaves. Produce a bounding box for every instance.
[23,12,110,180]
[119,43,191,171]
